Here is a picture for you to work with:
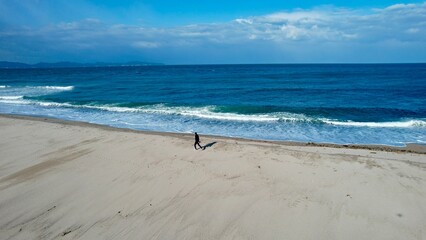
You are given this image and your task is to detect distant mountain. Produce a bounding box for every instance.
[0,61,163,69]
[0,61,31,68]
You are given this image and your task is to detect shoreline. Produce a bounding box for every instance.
[1,113,425,154]
[1,113,426,239]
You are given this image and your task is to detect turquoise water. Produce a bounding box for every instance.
[0,64,425,146]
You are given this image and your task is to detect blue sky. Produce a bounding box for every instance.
[0,0,425,64]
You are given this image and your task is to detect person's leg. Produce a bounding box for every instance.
[197,142,203,149]
[194,142,198,150]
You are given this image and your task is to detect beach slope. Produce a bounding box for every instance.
[0,115,425,239]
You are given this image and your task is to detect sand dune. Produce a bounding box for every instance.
[0,115,425,240]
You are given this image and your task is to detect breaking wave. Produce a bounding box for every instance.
[35,86,74,90]
[0,96,425,128]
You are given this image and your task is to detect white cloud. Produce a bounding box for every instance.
[407,28,420,33]
[385,3,417,10]
[230,3,426,43]
[235,18,253,25]
[261,11,329,24]
[1,2,425,63]
[132,41,160,48]
[3,3,426,45]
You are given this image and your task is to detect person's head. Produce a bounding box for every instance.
[195,132,197,135]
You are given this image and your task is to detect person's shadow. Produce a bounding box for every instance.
[203,141,217,150]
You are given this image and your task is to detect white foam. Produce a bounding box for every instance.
[36,101,73,107]
[0,97,72,107]
[0,85,8,88]
[0,85,74,101]
[35,86,74,90]
[0,97,425,128]
[0,96,23,100]
[181,111,279,122]
[323,119,426,128]
[138,105,279,122]
[90,105,141,113]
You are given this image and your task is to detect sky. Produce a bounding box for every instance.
[0,0,425,64]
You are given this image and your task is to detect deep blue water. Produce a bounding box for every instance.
[1,64,425,146]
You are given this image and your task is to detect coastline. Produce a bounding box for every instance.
[1,113,425,154]
[1,113,426,239]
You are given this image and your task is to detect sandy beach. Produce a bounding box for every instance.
[0,114,425,240]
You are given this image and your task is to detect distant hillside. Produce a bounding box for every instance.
[0,61,31,68]
[0,61,164,69]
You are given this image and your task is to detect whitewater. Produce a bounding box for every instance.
[0,64,425,146]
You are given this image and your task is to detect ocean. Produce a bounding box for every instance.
[0,64,425,146]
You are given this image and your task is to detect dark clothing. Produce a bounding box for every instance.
[194,133,202,150]
[194,142,202,150]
